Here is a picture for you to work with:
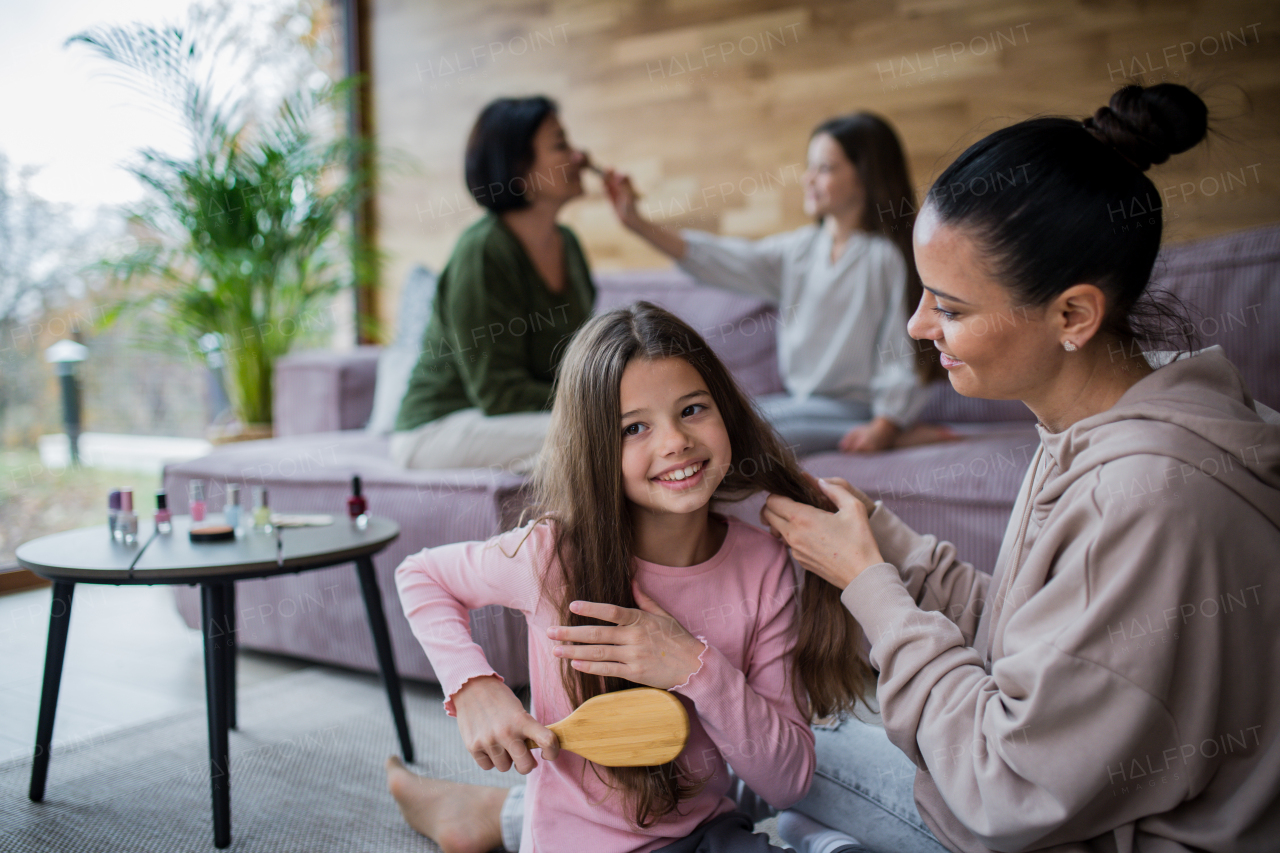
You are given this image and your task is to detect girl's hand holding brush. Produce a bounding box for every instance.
[452,675,560,774]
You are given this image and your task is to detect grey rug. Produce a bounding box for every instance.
[0,667,785,852]
[0,667,515,852]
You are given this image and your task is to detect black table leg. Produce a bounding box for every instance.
[29,581,75,802]
[355,556,414,762]
[201,581,232,848]
[225,582,236,730]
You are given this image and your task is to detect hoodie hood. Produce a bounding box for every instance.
[1035,345,1280,528]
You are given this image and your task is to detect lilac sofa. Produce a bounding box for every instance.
[165,223,1280,688]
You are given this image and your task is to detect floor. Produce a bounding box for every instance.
[0,584,306,765]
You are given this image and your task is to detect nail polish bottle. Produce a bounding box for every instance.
[118,489,139,546]
[155,490,172,535]
[108,489,121,541]
[252,486,272,531]
[189,479,207,522]
[224,483,242,531]
[347,475,368,530]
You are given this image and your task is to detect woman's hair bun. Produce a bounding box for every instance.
[1082,84,1208,171]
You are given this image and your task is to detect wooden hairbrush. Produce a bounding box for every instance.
[526,687,689,767]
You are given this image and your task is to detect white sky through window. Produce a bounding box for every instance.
[0,0,305,223]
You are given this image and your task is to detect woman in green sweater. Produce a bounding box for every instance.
[392,96,595,470]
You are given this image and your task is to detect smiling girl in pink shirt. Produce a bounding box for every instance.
[391,302,868,852]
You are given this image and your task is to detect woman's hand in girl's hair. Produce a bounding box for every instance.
[800,473,877,515]
[451,675,560,774]
[761,478,886,590]
[838,417,901,453]
[547,589,707,690]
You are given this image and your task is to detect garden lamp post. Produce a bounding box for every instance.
[199,332,233,425]
[44,340,89,466]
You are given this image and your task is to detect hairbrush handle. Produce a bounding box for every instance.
[524,688,688,767]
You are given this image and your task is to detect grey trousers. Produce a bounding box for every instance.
[753,393,874,456]
[652,810,786,852]
[499,715,948,852]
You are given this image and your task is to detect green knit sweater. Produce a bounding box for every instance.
[395,214,594,432]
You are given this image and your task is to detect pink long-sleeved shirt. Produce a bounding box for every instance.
[394,514,815,853]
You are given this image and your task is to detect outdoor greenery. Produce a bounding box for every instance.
[0,153,116,446]
[0,449,157,566]
[70,3,369,427]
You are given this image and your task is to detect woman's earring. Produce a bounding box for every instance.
[1063,340,1078,352]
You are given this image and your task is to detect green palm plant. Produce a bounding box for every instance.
[71,6,371,428]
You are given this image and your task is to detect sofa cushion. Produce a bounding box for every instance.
[918,383,1036,424]
[367,265,436,435]
[366,347,421,436]
[593,269,785,398]
[1149,223,1280,408]
[273,348,381,437]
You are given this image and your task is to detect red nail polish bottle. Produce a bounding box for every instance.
[347,475,368,529]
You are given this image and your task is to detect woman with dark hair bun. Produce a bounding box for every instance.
[392,96,595,470]
[763,83,1280,852]
[603,113,954,454]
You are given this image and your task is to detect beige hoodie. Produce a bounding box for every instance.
[840,346,1280,852]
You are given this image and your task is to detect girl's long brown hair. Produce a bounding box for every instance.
[525,302,872,828]
[813,112,947,383]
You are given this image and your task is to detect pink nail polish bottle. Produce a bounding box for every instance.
[118,489,139,546]
[189,479,206,522]
[108,489,122,541]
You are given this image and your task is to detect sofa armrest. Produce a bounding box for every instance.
[273,347,382,437]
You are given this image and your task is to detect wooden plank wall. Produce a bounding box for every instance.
[369,0,1279,327]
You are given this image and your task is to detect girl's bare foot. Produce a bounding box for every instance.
[386,756,508,853]
[894,423,961,448]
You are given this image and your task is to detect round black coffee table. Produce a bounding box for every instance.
[17,514,414,848]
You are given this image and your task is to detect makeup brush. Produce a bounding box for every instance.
[525,687,689,767]
[580,152,642,200]
[580,150,605,176]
